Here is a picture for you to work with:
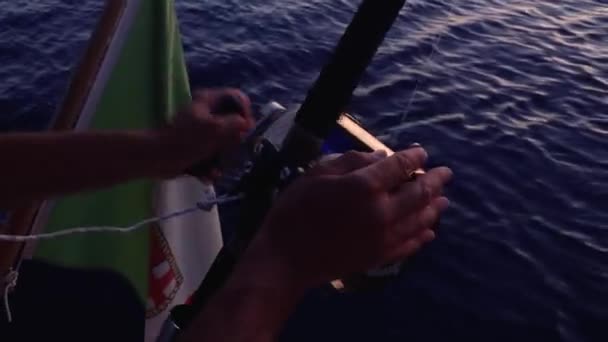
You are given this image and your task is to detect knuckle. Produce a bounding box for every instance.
[232,90,250,107]
[418,180,433,202]
[405,240,422,256]
[347,173,376,194]
[421,205,439,227]
[394,152,415,174]
[192,100,210,116]
[365,196,392,228]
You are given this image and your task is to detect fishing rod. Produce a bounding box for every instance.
[159,0,408,339]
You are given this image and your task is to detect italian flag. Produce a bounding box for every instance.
[21,0,222,340]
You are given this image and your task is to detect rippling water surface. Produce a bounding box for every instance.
[1,0,607,341]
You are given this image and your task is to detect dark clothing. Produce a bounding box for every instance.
[1,260,144,341]
[1,88,145,341]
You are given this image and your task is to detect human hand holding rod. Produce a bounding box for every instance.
[0,88,253,210]
[179,147,453,342]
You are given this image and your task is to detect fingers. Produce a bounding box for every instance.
[193,88,254,127]
[310,150,388,176]
[386,193,449,261]
[392,195,449,237]
[356,147,428,191]
[417,196,449,231]
[389,229,436,261]
[214,114,251,147]
[388,166,453,219]
[193,88,254,139]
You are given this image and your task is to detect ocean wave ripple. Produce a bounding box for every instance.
[0,0,606,341]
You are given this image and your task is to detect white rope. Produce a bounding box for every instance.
[0,194,243,242]
[0,193,243,323]
[2,268,18,323]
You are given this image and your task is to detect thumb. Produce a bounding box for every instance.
[213,114,251,150]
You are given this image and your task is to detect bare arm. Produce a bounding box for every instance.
[0,88,252,209]
[179,245,305,342]
[180,148,453,342]
[0,129,189,208]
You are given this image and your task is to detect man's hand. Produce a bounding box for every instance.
[246,148,452,288]
[162,88,254,179]
[181,147,452,342]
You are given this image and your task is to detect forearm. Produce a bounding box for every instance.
[179,246,306,342]
[0,129,193,208]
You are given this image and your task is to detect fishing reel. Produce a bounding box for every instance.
[244,103,426,293]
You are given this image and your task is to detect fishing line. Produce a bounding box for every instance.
[400,33,443,124]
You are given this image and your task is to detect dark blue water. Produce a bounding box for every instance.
[1,0,607,341]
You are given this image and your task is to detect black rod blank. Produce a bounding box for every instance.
[296,0,407,138]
